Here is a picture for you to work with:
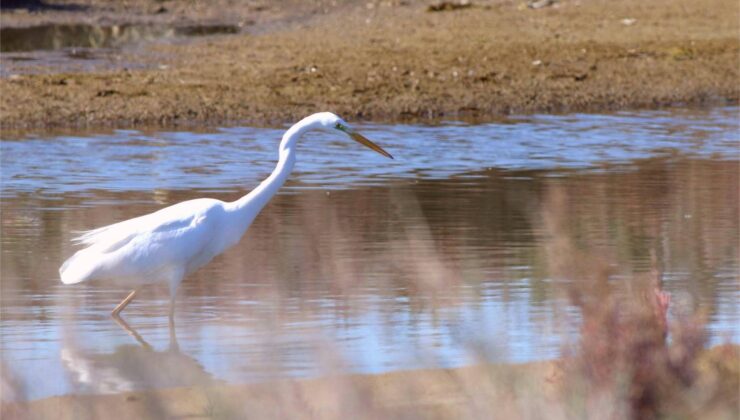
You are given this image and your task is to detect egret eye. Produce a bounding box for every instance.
[335,122,342,130]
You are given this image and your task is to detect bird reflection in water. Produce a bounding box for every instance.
[61,315,217,395]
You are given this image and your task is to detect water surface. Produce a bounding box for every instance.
[1,107,738,400]
[0,23,241,77]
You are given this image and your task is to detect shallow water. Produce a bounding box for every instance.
[0,23,241,53]
[0,23,241,77]
[1,107,738,401]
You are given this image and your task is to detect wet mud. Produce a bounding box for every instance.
[1,0,738,130]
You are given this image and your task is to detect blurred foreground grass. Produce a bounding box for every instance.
[3,182,738,420]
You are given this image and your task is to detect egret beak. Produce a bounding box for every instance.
[339,125,394,159]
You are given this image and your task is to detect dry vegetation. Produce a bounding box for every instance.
[543,185,737,420]
[1,0,738,129]
[2,158,737,419]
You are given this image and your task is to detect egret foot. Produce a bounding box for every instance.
[111,289,138,316]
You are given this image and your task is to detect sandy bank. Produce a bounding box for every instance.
[2,362,558,419]
[4,343,738,419]
[1,0,738,130]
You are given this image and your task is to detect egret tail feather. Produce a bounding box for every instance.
[59,250,99,284]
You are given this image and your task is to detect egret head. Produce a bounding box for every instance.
[315,112,393,159]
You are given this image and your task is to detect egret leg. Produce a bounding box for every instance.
[168,313,179,352]
[168,295,176,321]
[111,312,152,350]
[166,271,184,326]
[111,289,138,316]
[168,278,180,321]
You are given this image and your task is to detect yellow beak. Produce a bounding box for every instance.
[345,129,394,159]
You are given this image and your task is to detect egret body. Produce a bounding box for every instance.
[59,112,392,317]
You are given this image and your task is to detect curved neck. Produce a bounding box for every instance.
[228,116,317,223]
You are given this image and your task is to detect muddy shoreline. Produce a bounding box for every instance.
[4,344,738,419]
[1,0,738,130]
[4,362,558,419]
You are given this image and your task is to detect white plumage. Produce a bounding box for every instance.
[61,199,224,288]
[59,112,393,317]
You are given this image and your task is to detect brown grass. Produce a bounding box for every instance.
[1,0,739,129]
[542,185,738,420]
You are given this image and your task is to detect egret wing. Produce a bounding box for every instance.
[61,199,222,284]
[71,199,218,251]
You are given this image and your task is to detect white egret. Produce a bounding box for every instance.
[59,112,393,317]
